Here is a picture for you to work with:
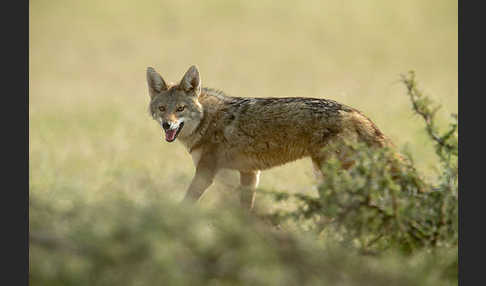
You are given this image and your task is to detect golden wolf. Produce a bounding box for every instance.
[146,65,395,210]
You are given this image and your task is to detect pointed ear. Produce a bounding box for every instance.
[146,67,168,97]
[180,65,201,96]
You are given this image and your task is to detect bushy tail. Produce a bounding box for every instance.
[350,111,428,193]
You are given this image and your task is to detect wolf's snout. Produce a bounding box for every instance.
[161,121,184,142]
[162,122,171,130]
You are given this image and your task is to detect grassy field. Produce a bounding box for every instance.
[30,0,457,208]
[30,1,457,283]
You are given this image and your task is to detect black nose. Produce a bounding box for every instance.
[162,122,170,130]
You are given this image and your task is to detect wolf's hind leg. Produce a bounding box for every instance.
[239,170,261,211]
[310,144,355,185]
[310,150,331,185]
[311,158,325,185]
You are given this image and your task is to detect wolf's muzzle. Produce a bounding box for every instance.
[162,122,171,131]
[163,122,184,142]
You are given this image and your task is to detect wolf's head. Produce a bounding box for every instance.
[146,65,204,143]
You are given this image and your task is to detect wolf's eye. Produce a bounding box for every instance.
[176,106,185,112]
[159,106,165,112]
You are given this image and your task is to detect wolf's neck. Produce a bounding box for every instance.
[179,88,227,153]
[178,113,208,153]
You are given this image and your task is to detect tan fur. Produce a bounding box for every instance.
[146,65,396,211]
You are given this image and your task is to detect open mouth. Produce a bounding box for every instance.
[164,122,184,142]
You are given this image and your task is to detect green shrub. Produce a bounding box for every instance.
[30,188,457,286]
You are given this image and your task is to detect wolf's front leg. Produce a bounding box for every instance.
[182,158,217,203]
[239,171,261,211]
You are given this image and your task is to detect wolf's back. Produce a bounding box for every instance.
[217,95,388,148]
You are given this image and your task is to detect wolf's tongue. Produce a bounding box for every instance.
[165,129,177,142]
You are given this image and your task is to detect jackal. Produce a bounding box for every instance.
[146,65,397,210]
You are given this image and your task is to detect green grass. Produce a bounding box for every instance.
[30,0,457,284]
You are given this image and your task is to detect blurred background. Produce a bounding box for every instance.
[30,0,457,207]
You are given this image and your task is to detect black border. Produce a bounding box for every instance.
[458,1,482,286]
[2,0,29,284]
